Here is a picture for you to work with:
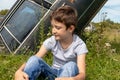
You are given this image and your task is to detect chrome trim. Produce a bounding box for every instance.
[0,33,12,53]
[4,26,21,44]
[78,0,96,21]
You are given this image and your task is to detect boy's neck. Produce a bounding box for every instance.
[59,34,74,49]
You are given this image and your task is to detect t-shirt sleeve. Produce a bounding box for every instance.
[75,42,88,55]
[43,36,56,50]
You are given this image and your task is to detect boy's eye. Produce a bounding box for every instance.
[55,26,61,30]
[56,27,61,29]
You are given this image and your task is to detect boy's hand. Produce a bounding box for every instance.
[14,69,29,80]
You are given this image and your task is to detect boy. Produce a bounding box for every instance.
[15,5,88,80]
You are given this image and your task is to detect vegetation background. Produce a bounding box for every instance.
[0,10,120,80]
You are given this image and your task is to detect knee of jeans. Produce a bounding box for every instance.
[24,56,43,79]
[28,56,43,63]
[24,56,43,71]
[58,61,79,77]
[63,61,78,70]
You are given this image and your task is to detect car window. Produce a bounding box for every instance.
[1,0,48,52]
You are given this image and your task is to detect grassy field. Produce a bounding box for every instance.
[85,26,120,80]
[103,28,120,42]
[0,54,29,80]
[86,49,120,80]
[0,26,120,80]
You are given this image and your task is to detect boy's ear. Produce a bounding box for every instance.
[68,25,75,32]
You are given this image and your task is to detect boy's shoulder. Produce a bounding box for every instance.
[73,34,88,54]
[44,36,57,44]
[47,36,56,41]
[73,34,84,43]
[43,36,57,50]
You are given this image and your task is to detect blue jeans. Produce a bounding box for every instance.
[24,56,79,80]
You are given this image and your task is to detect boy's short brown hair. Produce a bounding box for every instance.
[50,5,78,29]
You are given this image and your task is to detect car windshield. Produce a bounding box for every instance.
[1,0,48,52]
[6,1,47,42]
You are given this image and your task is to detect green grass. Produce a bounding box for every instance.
[86,52,120,80]
[0,54,30,80]
[111,41,120,53]
[0,28,120,80]
[85,29,120,80]
[0,48,120,80]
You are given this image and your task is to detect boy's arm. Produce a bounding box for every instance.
[15,63,29,80]
[55,54,86,80]
[35,45,48,58]
[15,44,48,80]
[73,53,86,80]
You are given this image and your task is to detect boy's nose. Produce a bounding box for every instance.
[52,28,56,34]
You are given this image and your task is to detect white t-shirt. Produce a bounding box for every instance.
[43,34,88,69]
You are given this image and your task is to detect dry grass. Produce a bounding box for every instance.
[103,28,120,43]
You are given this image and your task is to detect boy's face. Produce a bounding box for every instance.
[51,19,74,41]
